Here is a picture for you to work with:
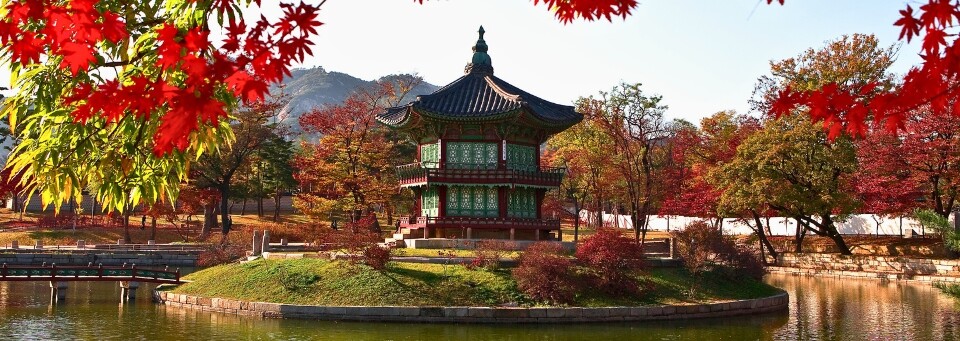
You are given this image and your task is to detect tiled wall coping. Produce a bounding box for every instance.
[153,289,788,323]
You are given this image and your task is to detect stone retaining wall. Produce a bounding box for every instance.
[778,253,960,276]
[0,252,197,267]
[153,290,788,323]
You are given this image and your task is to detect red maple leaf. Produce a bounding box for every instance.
[58,41,96,75]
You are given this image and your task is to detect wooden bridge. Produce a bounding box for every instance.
[0,263,181,302]
[0,263,181,283]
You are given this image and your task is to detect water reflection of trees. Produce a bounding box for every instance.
[767,274,960,340]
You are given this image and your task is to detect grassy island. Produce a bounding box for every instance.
[166,258,780,307]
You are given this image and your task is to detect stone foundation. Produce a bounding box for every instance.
[153,289,788,323]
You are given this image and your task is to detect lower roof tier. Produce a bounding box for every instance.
[396,163,564,189]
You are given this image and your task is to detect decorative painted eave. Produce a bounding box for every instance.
[376,26,583,131]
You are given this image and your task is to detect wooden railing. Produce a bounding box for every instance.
[397,216,560,230]
[395,162,565,187]
[0,263,181,283]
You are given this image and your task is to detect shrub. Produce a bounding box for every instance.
[672,220,764,282]
[197,242,247,267]
[575,228,645,295]
[512,242,577,305]
[466,240,510,270]
[317,217,391,270]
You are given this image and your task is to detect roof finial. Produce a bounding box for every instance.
[465,26,493,75]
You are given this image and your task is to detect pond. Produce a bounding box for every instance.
[1,274,958,340]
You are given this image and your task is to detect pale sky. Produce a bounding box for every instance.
[4,1,924,125]
[271,0,920,124]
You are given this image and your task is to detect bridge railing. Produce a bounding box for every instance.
[0,263,181,283]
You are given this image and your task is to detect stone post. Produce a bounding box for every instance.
[117,239,125,245]
[10,240,18,249]
[50,281,67,302]
[261,230,271,253]
[147,240,156,245]
[120,281,140,301]
[280,238,288,246]
[35,240,43,249]
[252,230,263,256]
[76,240,85,249]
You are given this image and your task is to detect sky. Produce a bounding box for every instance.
[252,0,920,125]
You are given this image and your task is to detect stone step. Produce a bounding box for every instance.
[393,233,418,240]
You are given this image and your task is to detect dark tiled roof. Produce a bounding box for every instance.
[376,27,583,129]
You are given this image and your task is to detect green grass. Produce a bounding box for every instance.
[934,281,960,299]
[168,258,781,307]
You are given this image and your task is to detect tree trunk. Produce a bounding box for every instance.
[272,187,281,222]
[150,216,157,241]
[257,197,264,217]
[220,184,232,236]
[200,203,216,240]
[573,201,581,243]
[751,211,778,263]
[793,218,805,253]
[241,198,247,216]
[122,210,131,244]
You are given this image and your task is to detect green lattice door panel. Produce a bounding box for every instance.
[508,188,537,218]
[421,186,439,217]
[420,143,440,168]
[506,144,537,171]
[446,185,498,217]
[446,142,497,169]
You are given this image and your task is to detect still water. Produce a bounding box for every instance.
[0,274,958,340]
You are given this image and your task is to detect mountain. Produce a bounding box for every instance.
[273,66,439,132]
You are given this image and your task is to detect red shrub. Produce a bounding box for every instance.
[512,242,577,305]
[465,240,510,270]
[672,220,764,281]
[197,243,247,267]
[575,228,645,295]
[317,217,391,270]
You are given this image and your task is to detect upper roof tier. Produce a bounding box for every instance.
[377,27,583,133]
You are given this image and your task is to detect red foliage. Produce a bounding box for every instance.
[0,1,323,155]
[317,216,391,270]
[672,220,764,281]
[417,0,638,24]
[767,1,960,141]
[465,240,511,270]
[512,242,577,304]
[575,228,645,294]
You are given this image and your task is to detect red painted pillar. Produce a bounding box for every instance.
[499,139,506,170]
[535,189,545,219]
[439,139,446,169]
[498,187,508,218]
[439,186,447,217]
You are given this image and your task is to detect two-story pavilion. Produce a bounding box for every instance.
[377,27,582,242]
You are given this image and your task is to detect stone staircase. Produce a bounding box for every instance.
[383,227,423,248]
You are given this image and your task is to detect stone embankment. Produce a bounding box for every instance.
[153,289,788,323]
[769,253,960,283]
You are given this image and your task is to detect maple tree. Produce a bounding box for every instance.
[294,77,420,225]
[580,82,668,244]
[0,0,322,216]
[193,93,287,239]
[765,0,960,141]
[545,115,620,235]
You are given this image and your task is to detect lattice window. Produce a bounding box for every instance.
[446,185,498,217]
[421,186,439,217]
[446,142,497,169]
[420,143,440,168]
[506,144,537,171]
[508,188,537,218]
